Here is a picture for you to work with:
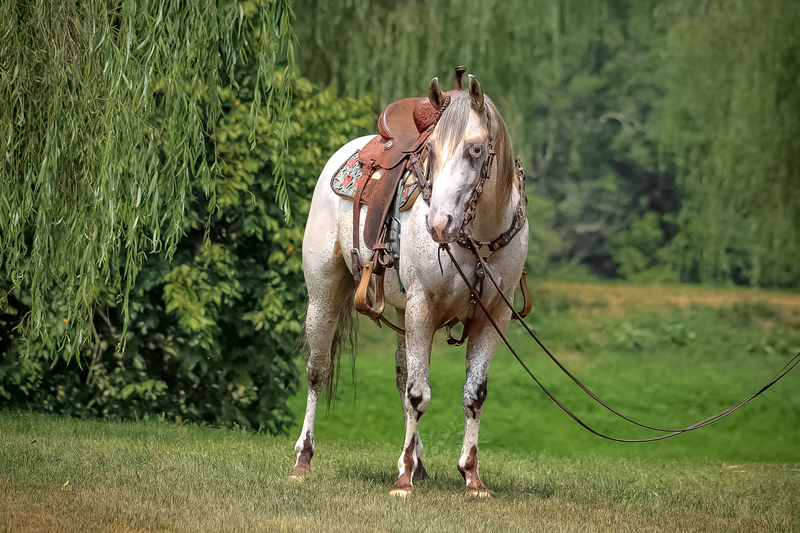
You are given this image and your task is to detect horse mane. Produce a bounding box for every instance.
[435,91,515,204]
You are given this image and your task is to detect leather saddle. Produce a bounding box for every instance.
[355,98,421,249]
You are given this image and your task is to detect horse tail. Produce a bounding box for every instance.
[299,289,358,412]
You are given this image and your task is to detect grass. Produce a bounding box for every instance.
[288,281,800,462]
[1,411,798,533]
[3,281,800,532]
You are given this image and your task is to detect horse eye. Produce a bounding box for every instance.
[468,143,483,159]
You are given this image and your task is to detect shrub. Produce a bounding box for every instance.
[0,76,375,433]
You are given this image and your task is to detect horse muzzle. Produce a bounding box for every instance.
[426,211,459,243]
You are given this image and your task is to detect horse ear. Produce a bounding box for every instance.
[468,74,485,114]
[429,77,445,111]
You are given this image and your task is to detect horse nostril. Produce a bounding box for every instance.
[444,214,453,232]
[427,212,454,241]
[427,212,453,239]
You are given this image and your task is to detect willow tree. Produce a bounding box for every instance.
[0,0,295,351]
[292,0,606,164]
[659,0,800,287]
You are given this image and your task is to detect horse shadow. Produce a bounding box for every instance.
[334,464,557,500]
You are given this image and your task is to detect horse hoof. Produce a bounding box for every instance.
[289,464,310,479]
[466,488,492,498]
[389,488,412,497]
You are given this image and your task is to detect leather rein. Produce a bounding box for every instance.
[435,109,800,441]
[441,241,800,442]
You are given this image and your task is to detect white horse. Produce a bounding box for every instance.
[292,76,528,497]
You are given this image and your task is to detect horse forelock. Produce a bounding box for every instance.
[434,92,515,203]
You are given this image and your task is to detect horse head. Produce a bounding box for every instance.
[424,75,510,243]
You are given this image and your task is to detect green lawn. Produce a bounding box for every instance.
[1,411,798,532]
[288,281,800,463]
[3,281,799,532]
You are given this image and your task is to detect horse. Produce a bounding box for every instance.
[291,74,529,497]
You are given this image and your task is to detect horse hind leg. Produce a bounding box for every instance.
[291,262,356,479]
[392,308,428,482]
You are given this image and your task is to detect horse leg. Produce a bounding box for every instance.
[291,250,354,479]
[393,308,428,481]
[390,297,435,495]
[458,311,509,497]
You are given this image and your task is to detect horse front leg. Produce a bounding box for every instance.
[459,310,510,497]
[390,297,435,496]
[393,308,428,482]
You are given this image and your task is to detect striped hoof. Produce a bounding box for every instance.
[466,487,492,498]
[290,463,310,480]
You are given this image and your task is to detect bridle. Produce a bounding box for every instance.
[416,104,529,345]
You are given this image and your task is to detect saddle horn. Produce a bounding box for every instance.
[429,77,445,111]
[452,66,467,91]
[468,74,485,114]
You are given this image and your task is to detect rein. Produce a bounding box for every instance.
[435,114,800,440]
[440,241,800,442]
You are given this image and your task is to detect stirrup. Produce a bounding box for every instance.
[354,260,386,319]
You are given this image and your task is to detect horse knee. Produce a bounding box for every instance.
[306,358,330,391]
[463,379,488,419]
[405,381,431,417]
[395,364,406,394]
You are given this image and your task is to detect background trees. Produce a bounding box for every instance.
[0,0,294,350]
[0,75,374,430]
[658,0,800,287]
[292,0,800,288]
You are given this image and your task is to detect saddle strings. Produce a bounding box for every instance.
[440,240,800,443]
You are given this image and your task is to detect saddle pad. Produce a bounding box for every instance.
[330,152,363,199]
[331,150,420,210]
[398,176,419,211]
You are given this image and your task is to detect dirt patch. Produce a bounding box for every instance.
[0,492,173,533]
[536,281,800,319]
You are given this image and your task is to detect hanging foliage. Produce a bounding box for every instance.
[0,76,376,431]
[0,0,295,353]
[292,0,602,163]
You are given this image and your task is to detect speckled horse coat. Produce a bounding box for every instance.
[292,80,528,497]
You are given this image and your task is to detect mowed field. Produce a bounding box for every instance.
[2,411,798,532]
[2,281,800,532]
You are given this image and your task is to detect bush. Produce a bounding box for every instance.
[0,76,375,433]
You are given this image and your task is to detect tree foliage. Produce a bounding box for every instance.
[659,0,800,287]
[0,0,295,352]
[0,76,375,431]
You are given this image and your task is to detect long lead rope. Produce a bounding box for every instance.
[440,242,800,443]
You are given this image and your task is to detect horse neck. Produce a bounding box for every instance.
[470,159,516,242]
